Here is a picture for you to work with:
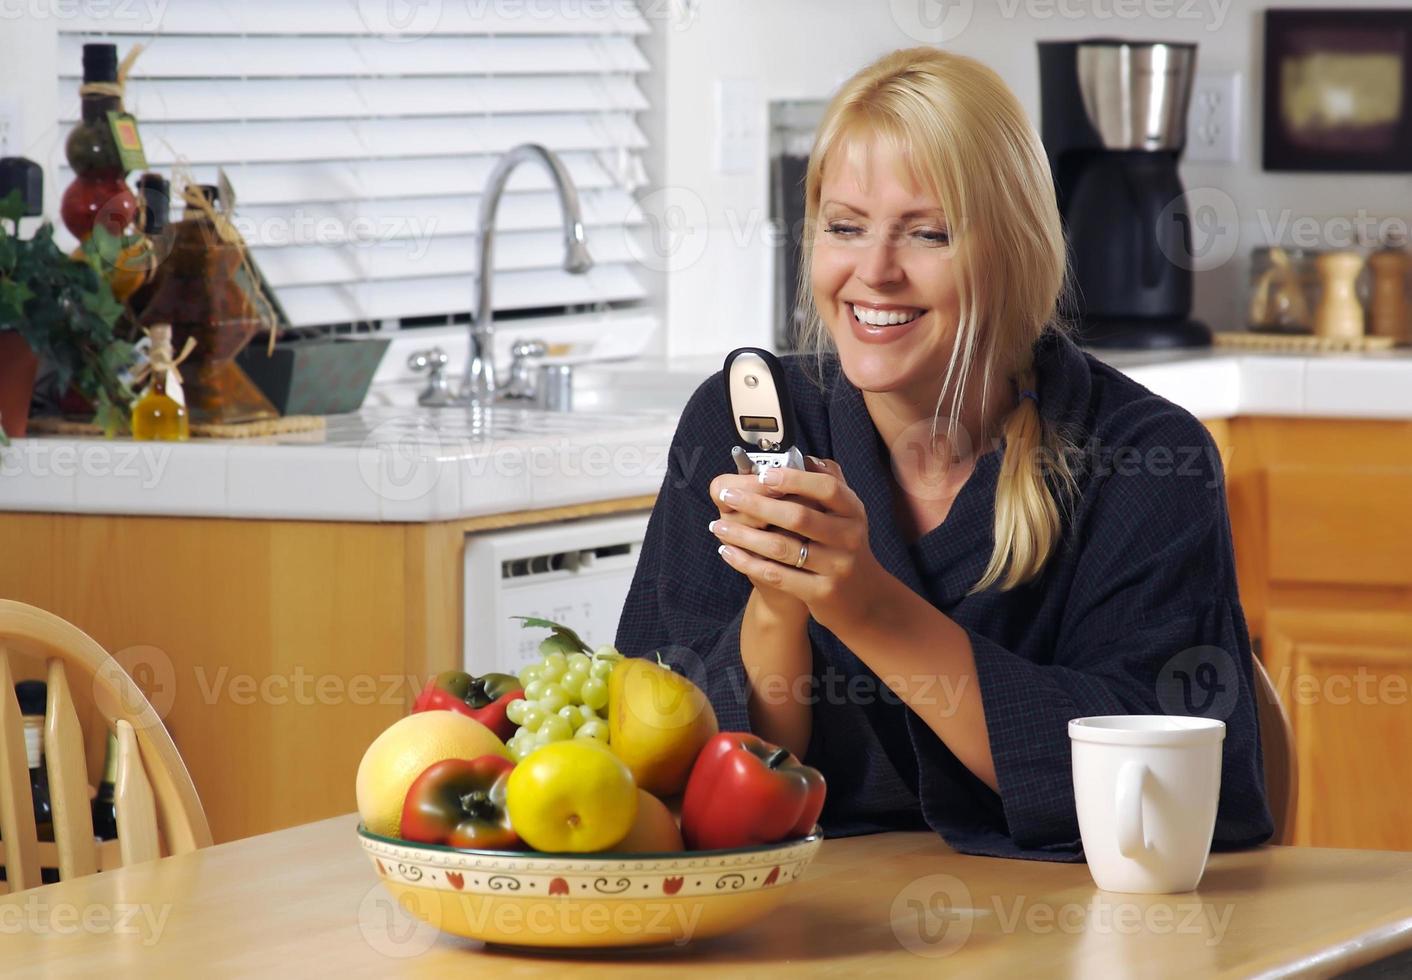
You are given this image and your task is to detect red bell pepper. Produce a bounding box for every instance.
[400,755,521,850]
[680,732,826,850]
[412,670,524,741]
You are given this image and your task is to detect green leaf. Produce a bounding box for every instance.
[81,223,125,271]
[0,189,24,226]
[0,279,32,326]
[511,616,593,654]
[80,281,124,327]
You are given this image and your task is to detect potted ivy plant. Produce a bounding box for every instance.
[0,188,135,443]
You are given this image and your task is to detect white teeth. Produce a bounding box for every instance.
[850,304,923,326]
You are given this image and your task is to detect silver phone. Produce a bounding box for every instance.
[723,348,806,476]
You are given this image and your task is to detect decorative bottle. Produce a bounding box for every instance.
[131,323,191,441]
[59,43,137,242]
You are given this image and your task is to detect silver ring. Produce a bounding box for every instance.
[794,541,809,569]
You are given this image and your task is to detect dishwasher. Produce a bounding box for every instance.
[463,512,652,676]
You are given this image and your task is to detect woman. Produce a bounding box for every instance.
[615,47,1273,860]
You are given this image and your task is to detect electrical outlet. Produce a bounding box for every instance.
[715,78,760,176]
[1186,71,1240,164]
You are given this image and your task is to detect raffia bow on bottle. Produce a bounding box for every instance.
[177,180,282,354]
[78,43,144,101]
[131,324,197,398]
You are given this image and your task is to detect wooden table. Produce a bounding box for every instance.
[4,815,1411,978]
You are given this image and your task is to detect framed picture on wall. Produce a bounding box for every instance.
[1263,7,1412,172]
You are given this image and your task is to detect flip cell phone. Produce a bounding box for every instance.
[723,348,806,476]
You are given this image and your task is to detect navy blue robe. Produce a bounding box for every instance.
[614,331,1274,861]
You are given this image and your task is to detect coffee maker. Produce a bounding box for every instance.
[1038,39,1211,348]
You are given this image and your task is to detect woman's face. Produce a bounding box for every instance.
[811,135,962,403]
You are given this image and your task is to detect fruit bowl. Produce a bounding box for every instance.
[358,823,823,949]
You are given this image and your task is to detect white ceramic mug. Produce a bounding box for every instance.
[1069,715,1226,894]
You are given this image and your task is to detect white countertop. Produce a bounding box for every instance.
[0,406,679,523]
[2,344,1409,523]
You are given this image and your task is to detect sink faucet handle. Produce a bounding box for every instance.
[505,338,549,400]
[408,347,454,407]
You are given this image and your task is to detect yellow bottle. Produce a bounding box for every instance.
[132,323,190,441]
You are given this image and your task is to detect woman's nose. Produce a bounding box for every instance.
[856,233,904,289]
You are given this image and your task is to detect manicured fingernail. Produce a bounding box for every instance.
[807,455,823,468]
[719,488,739,505]
[708,519,727,535]
[758,467,783,486]
[717,544,733,559]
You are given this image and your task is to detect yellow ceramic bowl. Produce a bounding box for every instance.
[358,823,823,949]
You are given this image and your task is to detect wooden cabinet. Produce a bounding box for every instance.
[0,497,652,844]
[1218,417,1412,850]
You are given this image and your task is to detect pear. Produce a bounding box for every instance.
[608,657,718,796]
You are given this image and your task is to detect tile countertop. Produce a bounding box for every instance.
[1,344,1409,523]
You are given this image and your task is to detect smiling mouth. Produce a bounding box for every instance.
[848,303,926,327]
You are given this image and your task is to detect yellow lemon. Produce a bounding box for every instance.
[355,711,509,838]
[506,740,637,852]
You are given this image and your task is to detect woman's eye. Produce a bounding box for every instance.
[916,229,950,245]
[826,222,862,237]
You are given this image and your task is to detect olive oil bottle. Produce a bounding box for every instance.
[131,323,190,441]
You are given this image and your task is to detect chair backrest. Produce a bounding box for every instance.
[0,600,211,892]
[1250,653,1298,845]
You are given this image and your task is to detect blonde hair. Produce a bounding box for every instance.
[797,47,1075,592]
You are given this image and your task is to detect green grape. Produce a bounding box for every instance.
[505,699,528,726]
[589,658,615,680]
[580,677,608,711]
[567,652,591,673]
[518,664,541,687]
[520,705,546,732]
[541,715,573,742]
[522,679,547,702]
[560,670,585,699]
[576,719,609,743]
[540,652,567,681]
[539,685,570,715]
[533,727,556,747]
[578,704,599,725]
[557,704,585,731]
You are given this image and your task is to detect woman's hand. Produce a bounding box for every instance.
[706,464,816,627]
[710,457,889,633]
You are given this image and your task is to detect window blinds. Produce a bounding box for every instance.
[56,0,651,330]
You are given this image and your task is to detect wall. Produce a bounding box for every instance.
[646,0,1412,357]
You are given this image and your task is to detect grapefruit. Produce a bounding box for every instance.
[356,711,509,838]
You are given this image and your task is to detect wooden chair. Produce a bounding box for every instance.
[0,600,211,892]
[1250,653,1298,845]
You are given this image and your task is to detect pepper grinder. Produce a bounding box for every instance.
[1368,235,1409,343]
[1313,251,1366,340]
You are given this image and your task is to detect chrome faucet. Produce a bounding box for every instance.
[460,143,593,404]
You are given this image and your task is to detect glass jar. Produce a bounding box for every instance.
[1247,246,1315,333]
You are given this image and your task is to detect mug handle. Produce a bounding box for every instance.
[1116,760,1150,858]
